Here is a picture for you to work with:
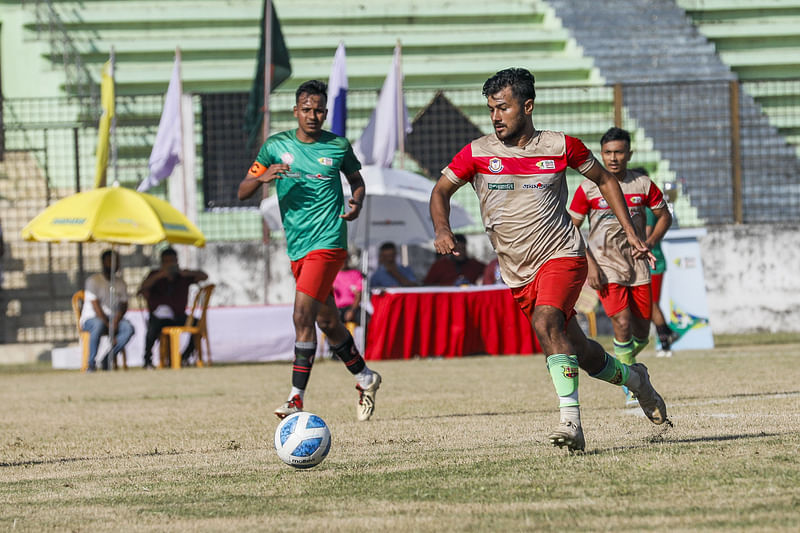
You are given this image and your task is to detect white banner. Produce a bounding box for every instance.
[660,228,714,350]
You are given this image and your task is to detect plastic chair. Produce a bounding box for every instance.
[159,284,215,369]
[71,290,127,371]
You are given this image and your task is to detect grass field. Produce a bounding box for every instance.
[2,342,800,532]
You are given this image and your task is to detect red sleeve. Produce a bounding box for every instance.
[569,184,590,216]
[565,135,592,169]
[446,143,477,182]
[646,181,665,208]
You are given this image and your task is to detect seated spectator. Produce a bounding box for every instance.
[424,233,486,286]
[139,248,208,369]
[482,257,505,286]
[333,254,364,327]
[370,241,419,288]
[79,250,134,371]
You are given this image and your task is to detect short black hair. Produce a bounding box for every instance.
[161,247,177,260]
[101,249,115,262]
[482,68,536,105]
[296,80,327,103]
[600,127,631,148]
[454,233,467,244]
[379,242,397,252]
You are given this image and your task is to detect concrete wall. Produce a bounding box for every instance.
[699,224,800,334]
[195,224,800,334]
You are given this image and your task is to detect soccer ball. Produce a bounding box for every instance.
[274,412,331,469]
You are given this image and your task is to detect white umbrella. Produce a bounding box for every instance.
[259,165,475,247]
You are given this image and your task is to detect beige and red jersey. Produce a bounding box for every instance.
[568,170,666,286]
[442,130,596,288]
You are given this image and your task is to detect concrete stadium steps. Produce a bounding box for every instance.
[547,0,800,224]
[22,0,601,96]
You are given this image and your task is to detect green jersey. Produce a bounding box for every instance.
[645,207,666,274]
[256,130,361,260]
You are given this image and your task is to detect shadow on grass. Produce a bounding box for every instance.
[0,448,183,468]
[582,430,784,456]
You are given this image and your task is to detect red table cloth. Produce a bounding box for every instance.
[364,285,541,359]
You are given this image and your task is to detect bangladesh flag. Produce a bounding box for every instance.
[244,1,292,148]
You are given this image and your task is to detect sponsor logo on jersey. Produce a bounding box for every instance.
[488,157,504,173]
[598,198,609,208]
[488,183,514,190]
[280,152,294,165]
[318,157,333,166]
[283,172,301,178]
[630,195,643,204]
[522,182,552,190]
[305,173,332,180]
[536,159,556,170]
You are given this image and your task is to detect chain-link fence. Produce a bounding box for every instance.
[2,78,799,342]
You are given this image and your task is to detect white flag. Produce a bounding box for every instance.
[354,43,411,167]
[327,42,348,137]
[138,53,183,192]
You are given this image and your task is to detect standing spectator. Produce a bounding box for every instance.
[370,241,419,288]
[238,79,381,422]
[424,233,486,286]
[430,68,667,452]
[79,250,134,371]
[138,247,208,369]
[333,253,364,331]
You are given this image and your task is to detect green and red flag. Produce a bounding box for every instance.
[245,0,292,148]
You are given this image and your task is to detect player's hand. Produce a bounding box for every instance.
[586,265,606,291]
[433,230,457,255]
[259,163,290,183]
[340,198,362,221]
[627,233,656,270]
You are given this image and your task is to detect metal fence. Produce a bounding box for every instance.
[1,79,799,342]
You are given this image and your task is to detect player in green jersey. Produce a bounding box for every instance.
[238,80,381,422]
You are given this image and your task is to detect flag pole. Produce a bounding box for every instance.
[110,46,118,185]
[175,47,188,216]
[395,39,404,169]
[261,0,274,303]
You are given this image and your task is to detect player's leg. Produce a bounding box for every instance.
[274,252,324,419]
[316,293,381,421]
[629,284,653,358]
[650,274,676,357]
[599,285,640,405]
[522,257,588,452]
[566,318,668,425]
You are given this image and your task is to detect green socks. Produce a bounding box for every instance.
[613,338,635,365]
[546,354,580,407]
[632,335,649,357]
[589,352,630,386]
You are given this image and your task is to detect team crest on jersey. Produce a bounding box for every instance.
[488,157,504,173]
[598,198,609,208]
[280,152,294,165]
[536,159,556,170]
[318,157,333,166]
[630,196,643,204]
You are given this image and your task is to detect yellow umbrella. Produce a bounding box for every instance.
[21,184,205,247]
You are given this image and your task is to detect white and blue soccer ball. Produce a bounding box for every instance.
[274,412,331,469]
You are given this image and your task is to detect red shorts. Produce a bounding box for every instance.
[510,256,588,323]
[650,273,664,306]
[598,283,652,320]
[290,248,347,303]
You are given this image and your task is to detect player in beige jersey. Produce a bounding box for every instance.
[569,128,672,406]
[430,68,668,452]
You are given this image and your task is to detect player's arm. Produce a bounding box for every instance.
[237,161,290,201]
[340,171,365,221]
[583,164,654,266]
[645,205,672,250]
[430,175,466,255]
